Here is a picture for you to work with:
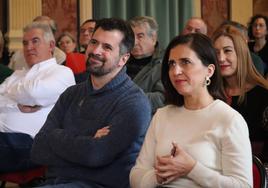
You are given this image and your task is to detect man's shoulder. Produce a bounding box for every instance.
[46,59,73,74]
[121,80,150,104]
[59,81,86,100]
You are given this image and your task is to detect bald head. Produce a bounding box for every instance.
[33,16,57,34]
[182,17,207,35]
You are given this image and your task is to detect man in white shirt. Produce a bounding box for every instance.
[9,16,66,70]
[0,22,75,173]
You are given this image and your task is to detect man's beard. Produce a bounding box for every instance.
[86,53,119,77]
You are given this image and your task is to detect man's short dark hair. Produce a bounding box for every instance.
[81,19,97,27]
[94,18,135,55]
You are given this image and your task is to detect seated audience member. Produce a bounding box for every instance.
[0,30,13,83]
[130,33,252,188]
[248,14,268,74]
[57,32,86,75]
[128,16,165,114]
[74,19,97,83]
[57,31,77,54]
[0,22,75,173]
[0,63,13,84]
[181,17,207,35]
[0,29,10,65]
[219,20,265,75]
[213,25,268,162]
[79,19,96,53]
[9,16,66,70]
[0,30,4,54]
[31,18,151,188]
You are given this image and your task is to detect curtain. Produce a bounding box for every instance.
[93,0,193,48]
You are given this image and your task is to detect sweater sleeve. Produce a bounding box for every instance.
[31,88,74,166]
[32,88,151,168]
[187,113,253,188]
[130,114,159,188]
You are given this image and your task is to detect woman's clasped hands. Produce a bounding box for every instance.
[154,142,196,185]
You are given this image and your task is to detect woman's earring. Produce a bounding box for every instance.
[204,76,211,86]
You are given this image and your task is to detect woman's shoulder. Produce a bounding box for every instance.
[248,85,268,98]
[156,104,180,112]
[211,100,245,122]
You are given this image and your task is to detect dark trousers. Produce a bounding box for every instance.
[0,132,39,173]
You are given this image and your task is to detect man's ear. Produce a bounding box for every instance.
[119,53,130,66]
[151,32,157,46]
[49,40,56,54]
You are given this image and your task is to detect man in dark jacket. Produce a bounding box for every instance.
[31,18,151,188]
[127,16,165,114]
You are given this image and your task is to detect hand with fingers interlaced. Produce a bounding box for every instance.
[154,142,196,185]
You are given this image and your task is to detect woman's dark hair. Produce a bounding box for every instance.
[248,14,268,40]
[161,33,226,106]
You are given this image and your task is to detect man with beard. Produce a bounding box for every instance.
[31,18,151,188]
[127,16,165,114]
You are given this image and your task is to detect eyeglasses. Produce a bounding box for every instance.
[80,28,94,34]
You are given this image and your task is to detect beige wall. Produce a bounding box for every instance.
[193,0,253,26]
[231,0,252,26]
[8,0,252,51]
[7,0,93,52]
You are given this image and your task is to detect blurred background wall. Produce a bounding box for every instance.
[0,0,265,53]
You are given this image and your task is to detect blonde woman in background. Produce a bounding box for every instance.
[57,32,77,54]
[213,25,268,163]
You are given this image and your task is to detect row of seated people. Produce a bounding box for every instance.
[0,15,268,187]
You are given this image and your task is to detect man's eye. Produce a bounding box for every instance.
[32,38,40,45]
[103,45,112,51]
[89,40,97,45]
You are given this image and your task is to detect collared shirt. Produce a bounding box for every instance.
[0,58,75,137]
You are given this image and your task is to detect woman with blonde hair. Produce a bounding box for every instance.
[212,25,268,162]
[57,32,77,54]
[57,32,86,76]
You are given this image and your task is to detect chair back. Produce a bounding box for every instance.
[253,155,267,188]
[0,166,46,188]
